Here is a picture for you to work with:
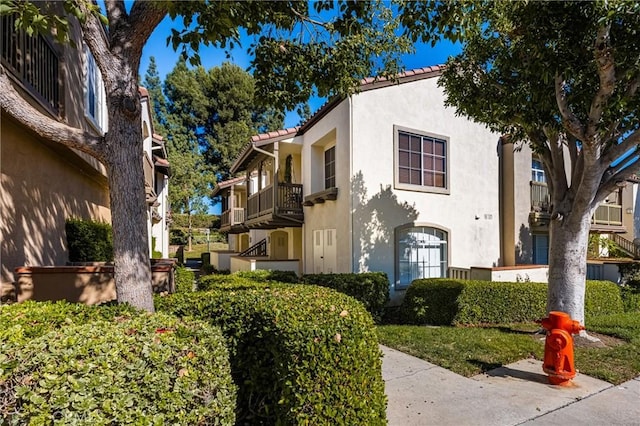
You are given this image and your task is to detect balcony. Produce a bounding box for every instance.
[246,182,303,228]
[1,13,60,115]
[591,203,623,230]
[220,207,246,233]
[530,181,625,232]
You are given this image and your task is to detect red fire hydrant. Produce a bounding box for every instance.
[540,311,585,386]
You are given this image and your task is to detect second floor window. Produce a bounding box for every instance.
[395,126,448,192]
[85,47,107,133]
[532,159,546,183]
[324,146,336,189]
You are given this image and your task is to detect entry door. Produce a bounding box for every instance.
[313,229,336,273]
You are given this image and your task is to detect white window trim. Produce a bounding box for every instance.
[84,46,108,134]
[393,125,450,194]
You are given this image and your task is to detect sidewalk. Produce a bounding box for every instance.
[382,346,640,426]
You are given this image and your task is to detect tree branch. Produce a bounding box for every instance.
[602,128,640,164]
[77,1,115,78]
[0,66,105,161]
[596,154,640,203]
[554,74,586,141]
[587,22,615,140]
[123,1,168,61]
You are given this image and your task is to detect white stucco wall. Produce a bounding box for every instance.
[348,77,502,295]
[301,101,353,274]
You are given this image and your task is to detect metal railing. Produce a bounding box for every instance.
[1,13,60,114]
[239,238,267,257]
[611,234,640,259]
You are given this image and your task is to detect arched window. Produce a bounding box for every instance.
[396,225,448,289]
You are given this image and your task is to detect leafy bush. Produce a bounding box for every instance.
[0,302,236,424]
[171,214,220,229]
[174,266,195,293]
[197,274,278,292]
[618,262,640,291]
[65,218,114,262]
[156,284,386,425]
[621,287,640,312]
[170,228,188,246]
[402,279,624,325]
[301,272,390,323]
[233,269,300,283]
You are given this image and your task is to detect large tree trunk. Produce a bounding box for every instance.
[546,212,591,325]
[106,107,155,312]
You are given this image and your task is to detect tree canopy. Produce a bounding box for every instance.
[399,0,640,325]
[1,0,411,311]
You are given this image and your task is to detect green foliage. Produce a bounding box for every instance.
[588,235,628,259]
[171,213,220,229]
[621,288,640,313]
[169,228,188,246]
[402,279,624,325]
[174,266,195,293]
[156,285,387,425]
[0,302,236,424]
[301,272,390,323]
[617,262,640,291]
[232,269,300,283]
[65,218,114,262]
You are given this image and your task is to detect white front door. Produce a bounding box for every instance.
[313,228,337,273]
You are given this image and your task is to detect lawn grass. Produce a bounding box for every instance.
[377,312,640,385]
[170,242,228,261]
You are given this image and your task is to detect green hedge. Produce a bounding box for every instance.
[233,269,300,283]
[174,266,195,293]
[65,218,114,262]
[402,279,624,325]
[198,273,282,292]
[0,301,235,424]
[156,284,386,425]
[301,272,390,323]
[622,288,640,312]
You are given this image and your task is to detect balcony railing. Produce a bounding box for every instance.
[221,208,245,228]
[1,13,60,114]
[530,181,550,212]
[531,181,623,227]
[247,182,303,220]
[591,204,622,226]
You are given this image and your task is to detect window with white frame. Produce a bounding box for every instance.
[394,126,449,193]
[324,146,336,189]
[85,46,107,133]
[395,225,448,289]
[531,159,546,183]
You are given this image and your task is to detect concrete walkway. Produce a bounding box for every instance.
[382,346,640,425]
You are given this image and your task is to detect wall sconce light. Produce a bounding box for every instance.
[626,208,633,214]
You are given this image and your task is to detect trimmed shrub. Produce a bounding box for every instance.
[156,284,387,425]
[65,218,114,262]
[0,302,236,424]
[174,266,195,293]
[621,287,640,312]
[198,274,280,292]
[301,272,390,322]
[233,269,300,283]
[402,279,624,325]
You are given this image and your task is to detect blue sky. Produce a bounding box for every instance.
[140,15,461,128]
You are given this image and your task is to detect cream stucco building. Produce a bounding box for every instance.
[1,12,169,300]
[215,65,639,300]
